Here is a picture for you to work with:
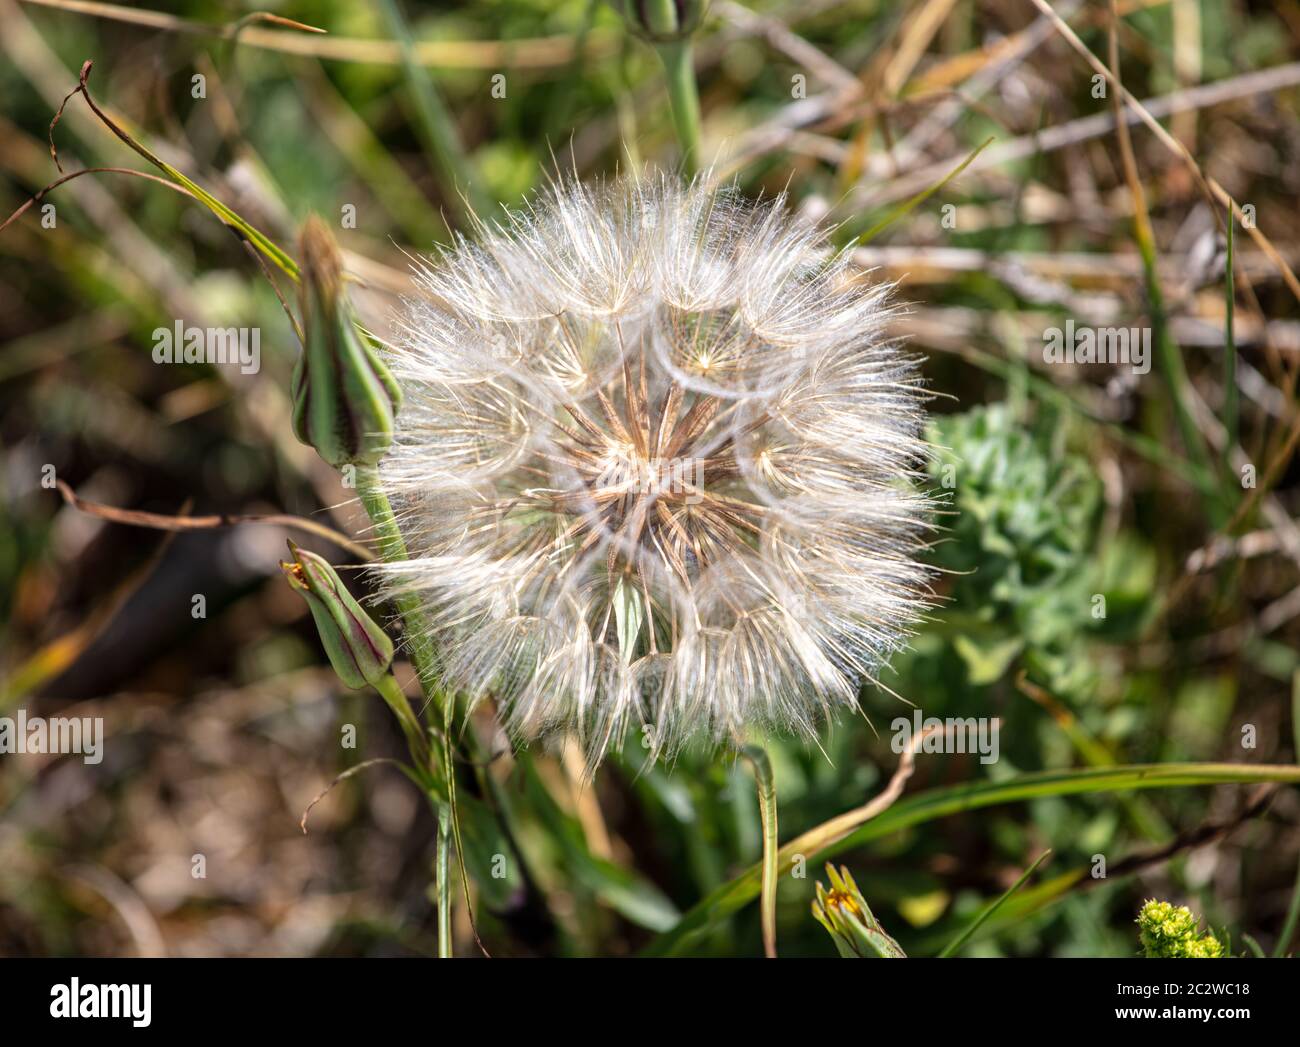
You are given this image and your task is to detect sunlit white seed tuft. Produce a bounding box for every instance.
[376,174,935,769]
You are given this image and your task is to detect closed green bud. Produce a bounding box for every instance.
[812,864,906,958]
[281,541,394,689]
[1137,899,1224,958]
[615,0,708,43]
[291,216,402,468]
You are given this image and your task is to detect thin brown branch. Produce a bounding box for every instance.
[0,165,194,234]
[56,480,375,562]
[301,759,402,834]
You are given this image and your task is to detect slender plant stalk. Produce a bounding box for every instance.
[1106,3,1216,506]
[1275,851,1300,958]
[436,802,453,957]
[373,672,431,771]
[640,0,702,175]
[1223,207,1238,459]
[357,466,461,956]
[356,468,442,714]
[1276,672,1300,957]
[657,40,702,176]
[856,136,994,243]
[739,745,778,958]
[375,0,488,220]
[1293,669,1300,770]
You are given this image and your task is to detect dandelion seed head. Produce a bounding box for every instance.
[377,173,934,769]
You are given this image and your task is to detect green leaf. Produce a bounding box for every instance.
[856,136,994,243]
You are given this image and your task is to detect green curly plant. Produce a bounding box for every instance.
[928,403,1107,695]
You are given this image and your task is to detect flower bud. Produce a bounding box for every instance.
[812,864,906,958]
[1136,899,1224,958]
[615,0,708,43]
[281,541,394,689]
[291,216,402,467]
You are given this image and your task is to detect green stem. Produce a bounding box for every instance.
[356,467,443,725]
[1276,851,1300,958]
[357,465,466,957]
[373,672,431,775]
[1141,234,1215,496]
[436,801,452,957]
[739,745,778,959]
[1278,672,1300,958]
[657,41,702,176]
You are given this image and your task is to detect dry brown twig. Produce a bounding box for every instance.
[18,0,613,69]
[850,62,1300,208]
[55,480,375,562]
[1027,0,1300,303]
[773,719,967,866]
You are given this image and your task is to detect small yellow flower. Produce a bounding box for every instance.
[1137,899,1224,959]
[812,864,906,958]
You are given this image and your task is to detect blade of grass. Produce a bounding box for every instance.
[1274,851,1300,958]
[51,61,298,279]
[1294,667,1300,762]
[1106,2,1217,512]
[1223,206,1238,459]
[435,801,452,957]
[641,762,1300,956]
[375,0,487,222]
[854,135,993,244]
[739,745,778,958]
[938,848,1052,957]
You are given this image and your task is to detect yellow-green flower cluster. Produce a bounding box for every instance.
[1137,899,1224,958]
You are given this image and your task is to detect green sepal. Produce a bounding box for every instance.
[281,540,394,689]
[291,216,402,468]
